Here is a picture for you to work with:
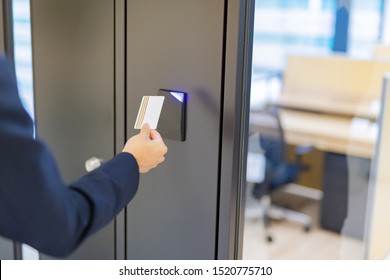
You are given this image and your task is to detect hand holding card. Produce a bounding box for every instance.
[123,122,168,173]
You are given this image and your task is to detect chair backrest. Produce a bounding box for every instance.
[249,108,286,164]
[249,108,299,197]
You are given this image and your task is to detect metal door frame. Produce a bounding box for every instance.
[1,0,14,64]
[217,0,254,259]
[0,0,22,260]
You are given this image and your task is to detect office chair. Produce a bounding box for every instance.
[248,107,312,242]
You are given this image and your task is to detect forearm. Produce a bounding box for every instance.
[69,152,140,236]
[0,138,139,257]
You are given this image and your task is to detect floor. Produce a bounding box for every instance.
[242,184,365,260]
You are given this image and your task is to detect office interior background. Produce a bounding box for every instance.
[245,0,390,260]
[1,0,390,260]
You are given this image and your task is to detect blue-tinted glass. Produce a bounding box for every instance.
[256,0,309,9]
[12,0,34,121]
[253,33,332,48]
[250,0,336,110]
[322,0,337,11]
[351,0,381,11]
[252,0,334,73]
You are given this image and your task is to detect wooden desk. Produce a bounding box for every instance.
[276,54,390,121]
[249,110,376,158]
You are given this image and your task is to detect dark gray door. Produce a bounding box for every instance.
[125,0,252,259]
[31,0,116,259]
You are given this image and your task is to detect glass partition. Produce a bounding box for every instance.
[243,0,390,260]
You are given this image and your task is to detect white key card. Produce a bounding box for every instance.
[134,96,165,129]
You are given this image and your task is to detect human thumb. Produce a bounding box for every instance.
[150,129,162,141]
[140,123,151,139]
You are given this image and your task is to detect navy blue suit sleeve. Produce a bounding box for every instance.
[0,56,139,257]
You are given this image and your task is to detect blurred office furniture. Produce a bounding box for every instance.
[248,108,312,242]
[278,110,375,158]
[250,110,374,238]
[365,73,390,259]
[275,54,390,121]
[253,54,388,239]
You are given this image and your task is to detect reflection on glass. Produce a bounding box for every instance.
[13,0,34,120]
[349,0,382,57]
[244,0,389,260]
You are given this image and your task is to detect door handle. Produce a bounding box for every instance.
[85,156,104,172]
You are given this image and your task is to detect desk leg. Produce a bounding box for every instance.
[320,153,370,239]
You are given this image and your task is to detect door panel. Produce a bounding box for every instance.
[125,0,225,259]
[31,0,116,259]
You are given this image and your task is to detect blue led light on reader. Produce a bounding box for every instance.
[170,91,185,103]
